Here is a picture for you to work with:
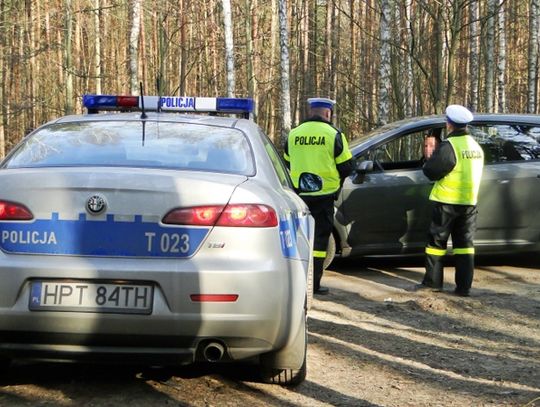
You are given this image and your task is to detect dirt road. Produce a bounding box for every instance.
[1,256,539,406]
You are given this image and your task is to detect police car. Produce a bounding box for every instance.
[0,95,314,385]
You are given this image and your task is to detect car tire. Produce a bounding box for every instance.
[259,311,307,386]
[323,233,336,270]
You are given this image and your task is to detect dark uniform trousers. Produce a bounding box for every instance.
[424,202,478,292]
[301,194,335,291]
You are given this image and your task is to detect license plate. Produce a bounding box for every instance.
[29,280,154,314]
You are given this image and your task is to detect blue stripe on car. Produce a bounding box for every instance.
[0,213,210,258]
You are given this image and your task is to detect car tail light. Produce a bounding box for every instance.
[163,205,224,226]
[0,200,33,220]
[216,204,277,227]
[163,204,278,227]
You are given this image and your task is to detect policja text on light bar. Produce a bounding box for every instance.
[83,94,254,115]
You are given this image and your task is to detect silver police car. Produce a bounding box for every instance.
[0,95,314,385]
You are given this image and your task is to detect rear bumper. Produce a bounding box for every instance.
[0,331,272,365]
[0,256,308,364]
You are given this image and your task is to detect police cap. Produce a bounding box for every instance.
[308,97,336,110]
[445,104,473,127]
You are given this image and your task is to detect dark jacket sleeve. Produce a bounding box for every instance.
[422,141,456,181]
[337,159,354,179]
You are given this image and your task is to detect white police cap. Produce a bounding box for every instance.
[445,104,473,125]
[308,97,336,109]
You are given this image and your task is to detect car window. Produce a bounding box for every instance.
[3,121,255,175]
[359,127,446,171]
[468,124,540,164]
[259,130,294,189]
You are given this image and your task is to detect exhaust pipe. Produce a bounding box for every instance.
[202,342,225,362]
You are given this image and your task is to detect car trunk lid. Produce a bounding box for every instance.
[0,167,246,258]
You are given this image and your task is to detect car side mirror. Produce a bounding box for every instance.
[357,160,373,172]
[352,160,373,184]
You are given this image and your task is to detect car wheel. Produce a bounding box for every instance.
[323,233,336,270]
[259,311,307,386]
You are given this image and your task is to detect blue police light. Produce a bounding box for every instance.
[216,98,254,113]
[83,95,117,109]
[83,95,139,110]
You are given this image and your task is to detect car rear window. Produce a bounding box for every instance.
[2,120,254,174]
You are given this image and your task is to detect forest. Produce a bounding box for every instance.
[0,0,539,157]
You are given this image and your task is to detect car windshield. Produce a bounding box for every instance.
[2,120,255,174]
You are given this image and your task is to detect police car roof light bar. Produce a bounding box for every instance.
[83,94,255,118]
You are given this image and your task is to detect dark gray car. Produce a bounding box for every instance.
[329,114,540,263]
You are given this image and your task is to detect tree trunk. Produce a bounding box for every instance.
[528,0,539,113]
[485,0,497,112]
[378,0,392,125]
[469,0,480,111]
[434,4,444,113]
[245,0,258,120]
[179,0,187,95]
[25,1,35,128]
[156,6,165,95]
[348,0,357,124]
[324,0,332,96]
[404,0,414,117]
[94,0,102,94]
[390,3,402,118]
[64,0,74,114]
[129,0,142,94]
[251,0,259,120]
[222,0,235,97]
[267,0,278,139]
[278,0,291,147]
[307,0,317,97]
[331,4,339,103]
[209,0,219,95]
[497,0,507,113]
[0,0,5,158]
[301,0,310,121]
[445,0,465,108]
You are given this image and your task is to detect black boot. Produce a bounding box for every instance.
[313,258,329,295]
[422,253,444,290]
[454,254,474,295]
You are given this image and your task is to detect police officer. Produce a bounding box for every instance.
[284,98,354,295]
[417,104,484,296]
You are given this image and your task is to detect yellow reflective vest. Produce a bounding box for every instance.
[284,120,352,196]
[430,135,484,205]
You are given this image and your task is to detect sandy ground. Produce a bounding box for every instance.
[0,255,539,406]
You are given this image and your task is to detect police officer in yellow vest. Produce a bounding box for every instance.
[417,104,484,296]
[284,97,354,295]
